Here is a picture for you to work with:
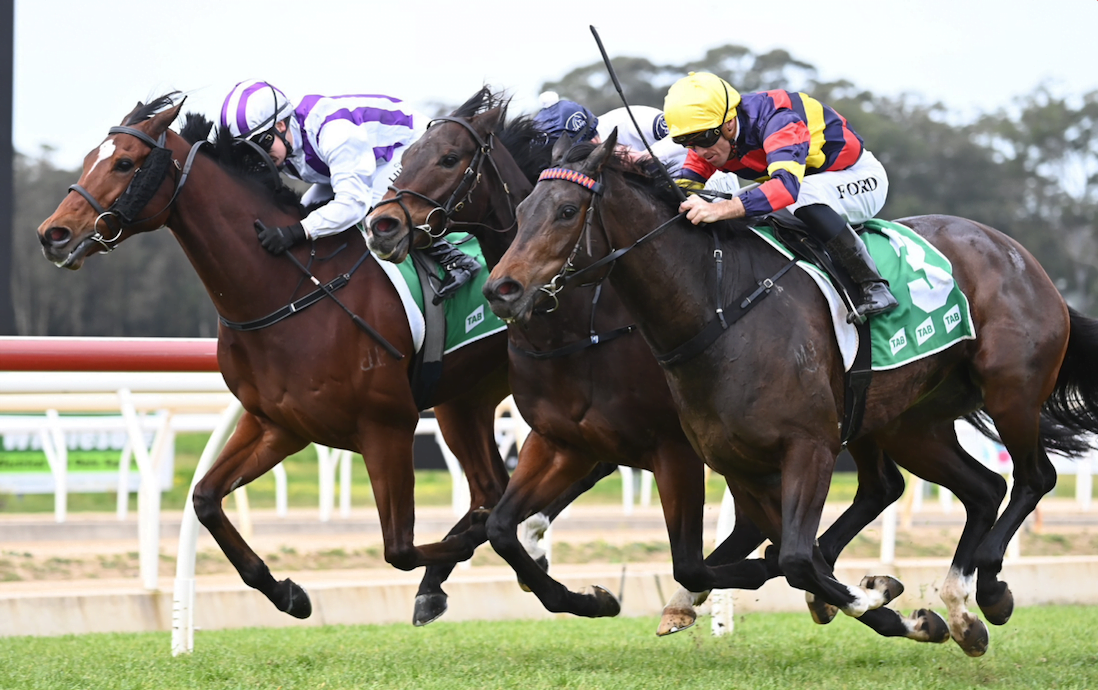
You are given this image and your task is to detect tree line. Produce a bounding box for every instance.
[14,45,1098,336]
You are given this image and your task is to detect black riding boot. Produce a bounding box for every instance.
[794,204,898,323]
[422,238,481,304]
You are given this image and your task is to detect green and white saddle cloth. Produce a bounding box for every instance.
[371,233,507,355]
[752,219,976,371]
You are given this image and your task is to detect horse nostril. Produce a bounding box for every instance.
[371,217,398,237]
[494,278,523,298]
[42,226,72,247]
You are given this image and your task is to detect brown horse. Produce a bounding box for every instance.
[484,131,1098,655]
[364,88,927,636]
[35,95,513,621]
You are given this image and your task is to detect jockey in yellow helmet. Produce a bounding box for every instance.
[664,72,897,320]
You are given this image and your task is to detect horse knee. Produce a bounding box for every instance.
[672,562,710,593]
[778,552,817,593]
[485,509,521,551]
[384,545,418,571]
[191,482,223,527]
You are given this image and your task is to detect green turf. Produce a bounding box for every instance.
[0,607,1095,689]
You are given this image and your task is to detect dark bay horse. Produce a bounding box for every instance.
[364,88,924,637]
[36,96,513,620]
[484,131,1098,655]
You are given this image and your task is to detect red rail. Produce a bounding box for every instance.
[0,337,220,372]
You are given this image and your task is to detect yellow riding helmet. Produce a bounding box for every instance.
[663,72,741,138]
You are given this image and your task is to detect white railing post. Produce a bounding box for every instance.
[880,501,897,565]
[711,487,736,636]
[42,409,67,523]
[172,398,244,656]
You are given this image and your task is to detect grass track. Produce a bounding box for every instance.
[1,607,1096,689]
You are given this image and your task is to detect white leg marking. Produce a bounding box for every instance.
[519,512,550,561]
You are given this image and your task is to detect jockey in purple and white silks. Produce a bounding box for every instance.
[221,79,481,301]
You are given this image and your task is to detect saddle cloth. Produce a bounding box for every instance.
[371,233,507,355]
[752,219,976,371]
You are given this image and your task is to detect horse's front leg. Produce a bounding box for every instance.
[486,433,621,618]
[775,439,904,619]
[409,382,511,625]
[191,412,312,617]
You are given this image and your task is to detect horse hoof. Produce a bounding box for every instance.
[516,555,549,593]
[656,607,697,636]
[580,585,621,618]
[860,575,905,607]
[277,579,312,619]
[909,608,950,643]
[806,593,838,625]
[977,583,1014,626]
[413,593,448,626]
[952,612,989,657]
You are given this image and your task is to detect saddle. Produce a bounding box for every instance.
[757,209,874,446]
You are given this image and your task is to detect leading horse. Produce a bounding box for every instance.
[365,88,939,640]
[36,95,512,620]
[484,131,1098,655]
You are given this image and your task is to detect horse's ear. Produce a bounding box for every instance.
[472,106,504,138]
[120,101,145,125]
[583,127,619,176]
[550,132,573,164]
[146,98,187,137]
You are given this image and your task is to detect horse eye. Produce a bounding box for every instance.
[113,159,135,173]
[559,205,579,220]
[440,154,460,168]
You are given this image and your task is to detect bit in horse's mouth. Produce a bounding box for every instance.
[55,236,95,269]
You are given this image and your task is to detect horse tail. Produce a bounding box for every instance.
[1039,305,1098,457]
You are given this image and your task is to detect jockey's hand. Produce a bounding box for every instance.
[679,194,746,225]
[255,220,307,254]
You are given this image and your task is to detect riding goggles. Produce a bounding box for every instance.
[672,126,724,149]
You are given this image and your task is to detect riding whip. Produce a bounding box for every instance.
[588,25,687,204]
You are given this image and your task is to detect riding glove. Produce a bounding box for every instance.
[254,220,307,254]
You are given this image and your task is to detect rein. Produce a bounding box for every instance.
[66,126,204,252]
[535,166,797,368]
[374,116,518,242]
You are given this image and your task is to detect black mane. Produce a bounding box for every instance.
[124,93,181,125]
[177,111,303,215]
[449,87,551,185]
[560,141,685,211]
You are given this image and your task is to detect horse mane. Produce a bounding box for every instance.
[561,141,682,209]
[559,141,753,236]
[450,87,550,185]
[124,93,182,125]
[177,111,304,215]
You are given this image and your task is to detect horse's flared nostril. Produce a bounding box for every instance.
[485,277,524,302]
[371,216,399,237]
[42,226,72,247]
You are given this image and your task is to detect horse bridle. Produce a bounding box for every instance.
[373,116,518,244]
[66,125,204,252]
[535,166,688,311]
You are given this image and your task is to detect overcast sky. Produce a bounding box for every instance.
[15,0,1098,170]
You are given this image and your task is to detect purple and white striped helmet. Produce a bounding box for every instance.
[220,79,292,141]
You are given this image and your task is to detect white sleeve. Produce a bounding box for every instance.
[299,121,378,239]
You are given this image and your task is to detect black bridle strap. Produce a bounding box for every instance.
[375,116,517,237]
